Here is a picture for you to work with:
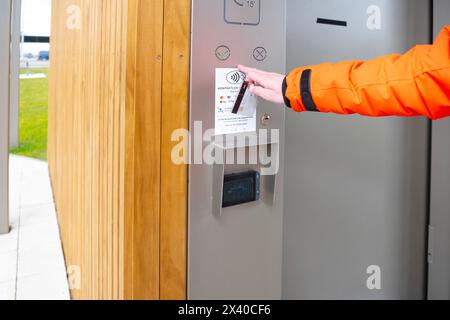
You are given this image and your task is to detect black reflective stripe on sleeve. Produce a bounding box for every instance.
[300,69,319,112]
[282,77,292,108]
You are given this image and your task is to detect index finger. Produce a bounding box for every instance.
[238,65,255,75]
[238,65,271,88]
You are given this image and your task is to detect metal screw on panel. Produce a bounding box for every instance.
[156,54,162,60]
[261,114,272,126]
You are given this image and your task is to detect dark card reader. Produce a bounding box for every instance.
[222,171,261,208]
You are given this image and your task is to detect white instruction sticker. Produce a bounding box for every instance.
[215,68,257,135]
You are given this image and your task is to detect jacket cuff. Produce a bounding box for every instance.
[284,67,319,113]
[282,77,292,108]
[300,69,319,112]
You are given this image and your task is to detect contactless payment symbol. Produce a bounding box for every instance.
[226,71,245,84]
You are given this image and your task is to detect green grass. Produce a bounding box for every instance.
[10,68,49,160]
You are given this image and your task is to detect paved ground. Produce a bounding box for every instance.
[19,73,47,80]
[20,59,50,69]
[0,155,70,300]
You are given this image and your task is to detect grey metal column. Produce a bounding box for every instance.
[10,0,21,148]
[428,0,450,301]
[0,0,12,235]
[284,0,431,299]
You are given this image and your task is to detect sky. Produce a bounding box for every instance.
[21,0,52,55]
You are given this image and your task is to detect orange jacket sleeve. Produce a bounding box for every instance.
[283,26,450,120]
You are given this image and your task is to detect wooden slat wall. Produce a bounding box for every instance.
[48,0,190,300]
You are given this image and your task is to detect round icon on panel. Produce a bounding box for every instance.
[253,47,267,62]
[215,45,231,61]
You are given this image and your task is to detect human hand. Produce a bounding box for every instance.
[238,65,285,105]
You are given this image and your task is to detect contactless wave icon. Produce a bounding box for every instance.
[226,71,245,84]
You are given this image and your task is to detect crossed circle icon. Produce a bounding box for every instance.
[253,47,267,61]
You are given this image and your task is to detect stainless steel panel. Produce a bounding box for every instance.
[0,0,12,235]
[189,0,286,299]
[284,0,430,299]
[428,0,450,301]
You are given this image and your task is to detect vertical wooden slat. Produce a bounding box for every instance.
[123,0,138,300]
[160,0,190,300]
[131,0,164,300]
